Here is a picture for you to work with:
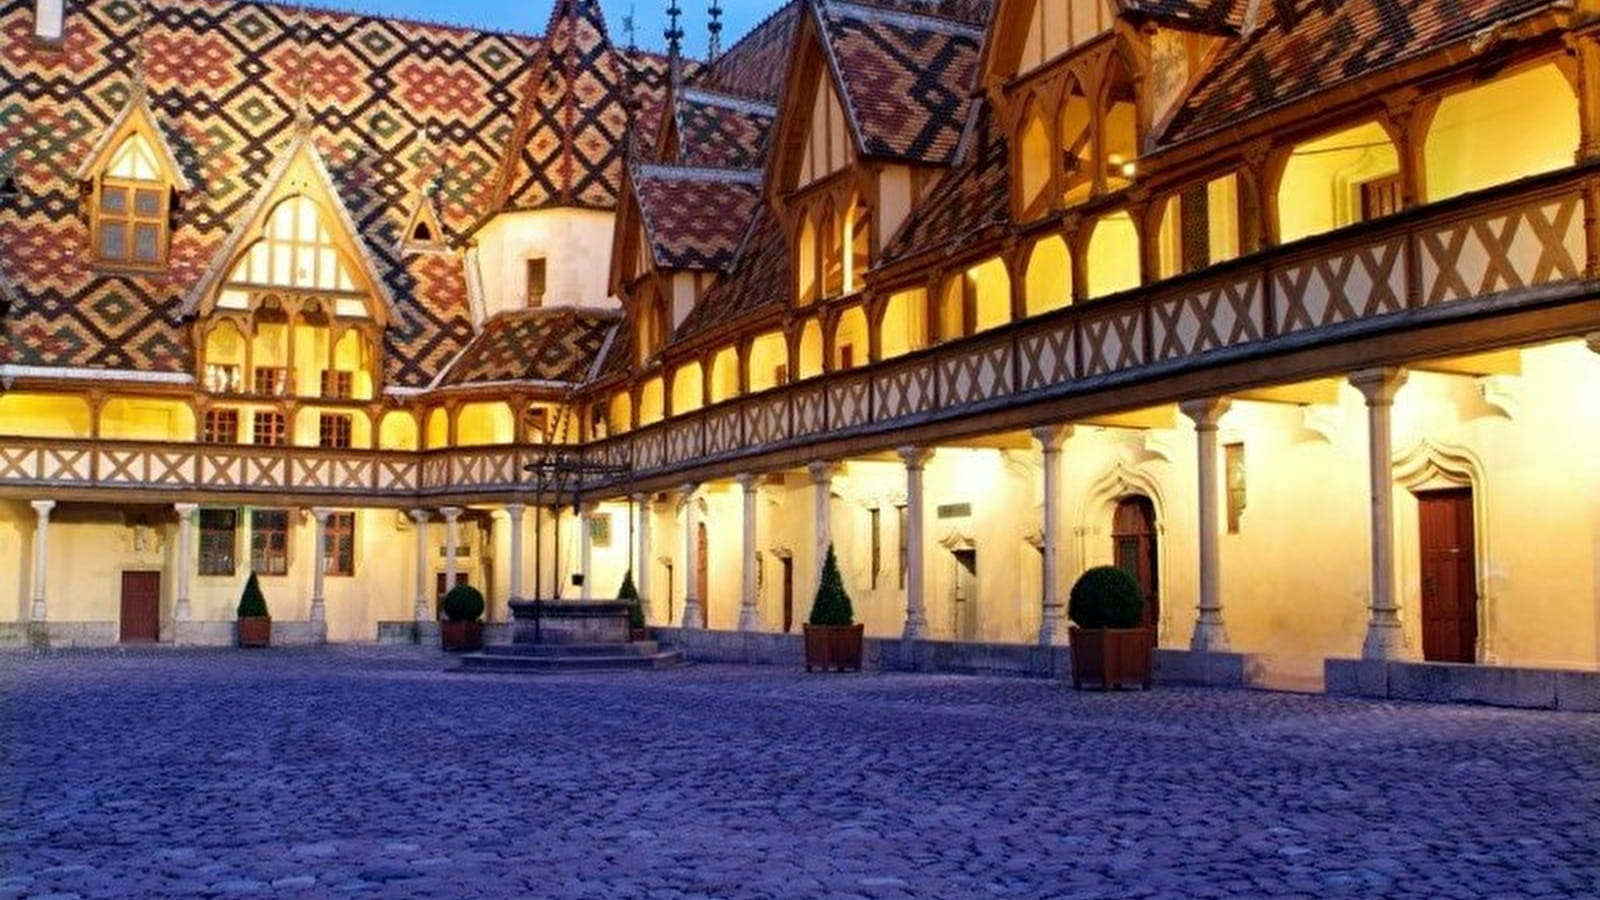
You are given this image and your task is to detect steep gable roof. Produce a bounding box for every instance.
[635,166,764,271]
[880,99,1010,266]
[692,2,806,102]
[673,89,778,169]
[73,86,193,192]
[436,307,621,387]
[673,204,790,343]
[1162,0,1559,145]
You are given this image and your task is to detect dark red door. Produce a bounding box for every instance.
[781,556,795,633]
[1419,489,1477,663]
[120,571,161,643]
[1112,497,1159,645]
[696,522,709,624]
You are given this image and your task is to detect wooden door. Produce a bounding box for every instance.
[119,571,161,643]
[435,572,469,616]
[781,556,795,633]
[1112,497,1159,645]
[1419,489,1478,663]
[953,548,978,642]
[695,522,709,624]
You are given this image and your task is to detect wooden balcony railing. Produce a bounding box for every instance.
[0,167,1593,504]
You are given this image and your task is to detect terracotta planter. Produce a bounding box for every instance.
[1069,626,1151,690]
[804,624,864,672]
[236,616,271,648]
[441,620,483,652]
[630,627,649,643]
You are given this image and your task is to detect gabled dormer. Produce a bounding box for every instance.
[182,132,395,401]
[75,85,191,269]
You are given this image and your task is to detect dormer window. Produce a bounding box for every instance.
[93,132,171,267]
[795,192,870,305]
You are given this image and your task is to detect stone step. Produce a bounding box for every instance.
[456,650,684,673]
[475,641,661,657]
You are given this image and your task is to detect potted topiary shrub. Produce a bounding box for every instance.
[236,571,271,648]
[440,583,485,652]
[1068,565,1151,690]
[804,543,863,672]
[617,570,647,642]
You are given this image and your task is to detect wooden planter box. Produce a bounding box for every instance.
[236,617,271,648]
[441,620,484,652]
[630,627,649,643]
[804,624,864,672]
[1070,626,1151,690]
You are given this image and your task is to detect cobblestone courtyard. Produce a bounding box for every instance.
[1,648,1596,899]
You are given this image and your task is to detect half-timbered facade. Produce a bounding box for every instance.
[4,0,1599,697]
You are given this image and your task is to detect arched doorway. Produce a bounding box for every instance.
[1112,496,1159,645]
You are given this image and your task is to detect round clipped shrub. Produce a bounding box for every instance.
[1068,566,1144,630]
[442,584,486,624]
[237,572,269,619]
[807,543,854,627]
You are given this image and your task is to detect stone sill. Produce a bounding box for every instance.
[1326,658,1600,712]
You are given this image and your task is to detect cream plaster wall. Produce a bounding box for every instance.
[472,208,621,319]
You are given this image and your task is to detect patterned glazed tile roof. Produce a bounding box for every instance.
[1116,0,1245,32]
[499,0,672,212]
[594,312,633,382]
[635,167,764,271]
[672,89,777,170]
[0,0,532,385]
[438,307,621,387]
[820,1,986,164]
[1164,0,1558,145]
[673,204,791,342]
[879,100,1009,265]
[692,2,805,102]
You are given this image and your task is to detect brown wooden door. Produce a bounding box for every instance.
[1419,489,1478,663]
[120,571,161,643]
[696,522,709,623]
[1112,497,1159,645]
[435,572,469,616]
[781,556,795,633]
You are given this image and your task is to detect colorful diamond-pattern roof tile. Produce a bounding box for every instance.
[1163,0,1557,145]
[691,1,805,102]
[1116,0,1245,32]
[438,307,621,387]
[673,89,777,170]
[879,99,1010,266]
[673,203,791,343]
[820,1,986,165]
[0,0,535,386]
[635,168,764,271]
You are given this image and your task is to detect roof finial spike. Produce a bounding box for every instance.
[292,4,313,133]
[622,3,638,52]
[131,0,151,102]
[665,0,684,85]
[707,1,722,63]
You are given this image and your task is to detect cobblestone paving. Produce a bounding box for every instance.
[1,648,1596,899]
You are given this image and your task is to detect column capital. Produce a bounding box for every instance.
[897,445,933,470]
[736,472,761,491]
[1586,332,1600,355]
[806,460,839,484]
[1179,397,1233,430]
[408,508,432,525]
[309,507,334,523]
[30,500,55,517]
[629,492,648,504]
[439,506,463,522]
[504,502,526,518]
[1349,367,1409,406]
[174,502,199,517]
[1031,424,1073,452]
[678,483,698,500]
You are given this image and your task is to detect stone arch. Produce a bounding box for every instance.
[1393,438,1496,662]
[1074,458,1174,643]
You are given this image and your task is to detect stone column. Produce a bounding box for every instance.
[578,502,595,598]
[409,509,432,625]
[1181,398,1233,652]
[808,461,838,597]
[680,484,702,628]
[29,500,55,622]
[633,493,652,621]
[173,503,198,623]
[898,447,933,641]
[1350,368,1410,659]
[1032,426,1071,646]
[506,503,525,617]
[441,507,462,589]
[737,473,760,632]
[309,507,331,636]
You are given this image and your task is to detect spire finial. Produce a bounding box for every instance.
[131,0,151,101]
[665,1,684,83]
[708,1,722,63]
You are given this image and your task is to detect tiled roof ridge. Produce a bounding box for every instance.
[679,87,780,117]
[636,164,765,184]
[825,0,988,38]
[241,0,547,41]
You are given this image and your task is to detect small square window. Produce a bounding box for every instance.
[253,411,286,447]
[250,510,290,576]
[203,409,239,444]
[198,509,238,577]
[319,414,352,449]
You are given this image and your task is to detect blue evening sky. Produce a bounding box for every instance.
[328,1,788,53]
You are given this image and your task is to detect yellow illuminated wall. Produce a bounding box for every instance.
[1086,211,1141,298]
[638,376,665,425]
[708,347,740,403]
[100,399,195,442]
[671,362,703,414]
[456,401,513,446]
[1024,235,1071,315]
[747,331,789,392]
[797,319,824,380]
[880,288,927,359]
[1278,121,1397,243]
[424,407,450,449]
[834,306,869,368]
[1425,62,1577,203]
[0,394,93,438]
[970,257,1011,333]
[377,410,419,450]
